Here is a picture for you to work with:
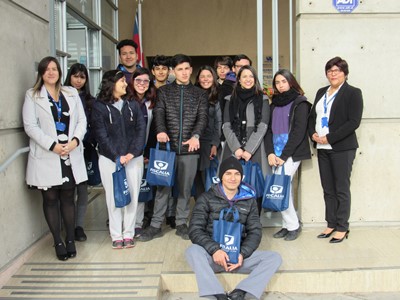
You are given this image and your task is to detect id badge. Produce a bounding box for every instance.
[321,117,329,128]
[55,121,66,132]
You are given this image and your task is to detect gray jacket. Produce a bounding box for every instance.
[221,95,270,176]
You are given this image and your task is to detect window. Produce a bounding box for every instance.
[53,0,119,94]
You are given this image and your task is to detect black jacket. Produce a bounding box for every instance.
[188,183,261,259]
[91,99,146,161]
[153,81,208,154]
[265,95,312,162]
[308,81,363,151]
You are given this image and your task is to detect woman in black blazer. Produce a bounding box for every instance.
[308,57,363,243]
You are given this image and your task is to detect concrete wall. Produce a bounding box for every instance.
[297,0,400,225]
[0,0,50,270]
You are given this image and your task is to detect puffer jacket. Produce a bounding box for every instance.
[91,98,146,161]
[188,182,261,259]
[153,81,208,154]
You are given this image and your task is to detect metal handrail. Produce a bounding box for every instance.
[0,147,29,173]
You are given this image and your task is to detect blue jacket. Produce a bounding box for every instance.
[91,99,146,161]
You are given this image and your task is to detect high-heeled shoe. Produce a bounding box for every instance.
[329,230,350,243]
[55,242,68,261]
[66,240,77,258]
[317,228,335,238]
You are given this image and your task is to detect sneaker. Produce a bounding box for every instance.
[166,216,176,229]
[228,289,246,300]
[112,240,124,249]
[284,226,302,241]
[75,226,87,242]
[123,238,136,248]
[134,227,142,238]
[137,226,163,242]
[175,224,190,240]
[273,228,289,239]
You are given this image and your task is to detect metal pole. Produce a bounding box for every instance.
[272,0,279,74]
[257,0,263,85]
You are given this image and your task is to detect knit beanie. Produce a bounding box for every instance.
[219,156,243,180]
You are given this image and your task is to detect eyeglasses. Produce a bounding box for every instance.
[134,78,150,85]
[327,68,342,75]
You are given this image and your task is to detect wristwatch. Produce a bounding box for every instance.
[192,134,200,139]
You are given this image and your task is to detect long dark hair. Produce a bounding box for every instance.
[64,63,94,108]
[194,65,219,105]
[96,70,125,104]
[229,65,264,135]
[231,65,264,98]
[33,56,62,95]
[272,69,304,96]
[129,68,157,109]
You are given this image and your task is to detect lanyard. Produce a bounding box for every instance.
[323,90,338,115]
[48,92,62,122]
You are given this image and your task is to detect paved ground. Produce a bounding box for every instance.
[163,292,400,300]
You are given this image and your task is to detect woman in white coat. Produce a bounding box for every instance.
[22,56,87,261]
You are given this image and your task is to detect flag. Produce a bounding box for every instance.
[133,8,145,67]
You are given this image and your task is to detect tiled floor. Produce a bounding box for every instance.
[1,188,400,299]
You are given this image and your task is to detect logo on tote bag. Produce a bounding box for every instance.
[222,234,238,251]
[270,184,283,194]
[140,179,151,193]
[149,160,171,177]
[212,176,220,184]
[123,179,129,195]
[224,235,235,246]
[154,160,169,170]
[265,184,284,200]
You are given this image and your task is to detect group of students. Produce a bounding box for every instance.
[23,37,363,299]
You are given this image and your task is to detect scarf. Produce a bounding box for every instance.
[272,88,299,107]
[229,86,263,145]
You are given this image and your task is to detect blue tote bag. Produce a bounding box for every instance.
[138,166,154,202]
[212,207,243,264]
[112,158,131,208]
[262,165,290,211]
[84,142,101,186]
[205,158,220,191]
[146,142,176,187]
[241,160,265,198]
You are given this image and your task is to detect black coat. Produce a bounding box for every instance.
[91,99,146,161]
[265,95,312,162]
[188,183,261,259]
[308,81,363,151]
[153,81,208,154]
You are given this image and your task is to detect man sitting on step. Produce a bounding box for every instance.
[186,156,282,300]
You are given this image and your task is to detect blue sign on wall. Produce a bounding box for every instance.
[333,0,359,14]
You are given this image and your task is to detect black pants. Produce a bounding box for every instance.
[317,149,356,232]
